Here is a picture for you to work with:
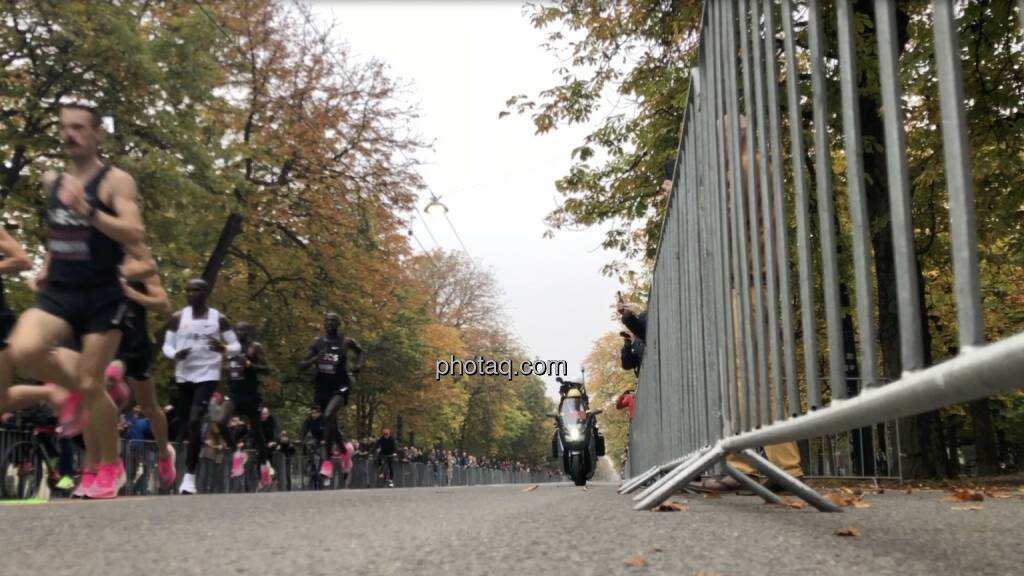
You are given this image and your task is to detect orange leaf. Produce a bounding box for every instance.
[825,492,854,507]
[771,497,806,509]
[945,488,984,502]
[986,491,1013,499]
[521,484,538,492]
[624,556,647,567]
[653,501,688,512]
[834,527,860,537]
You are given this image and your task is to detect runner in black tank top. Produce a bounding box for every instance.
[2,104,158,500]
[299,312,364,481]
[222,321,274,490]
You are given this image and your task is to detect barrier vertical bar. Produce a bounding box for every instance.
[835,0,878,389]
[763,0,800,417]
[739,0,770,427]
[781,0,822,410]
[931,0,983,350]
[725,0,756,432]
[807,0,847,401]
[750,0,783,424]
[874,0,923,372]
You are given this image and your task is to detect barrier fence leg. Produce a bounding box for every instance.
[722,463,783,505]
[618,465,660,495]
[735,448,840,512]
[633,446,725,510]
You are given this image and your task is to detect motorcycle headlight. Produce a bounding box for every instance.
[568,428,581,442]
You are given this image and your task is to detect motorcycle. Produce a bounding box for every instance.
[548,377,605,487]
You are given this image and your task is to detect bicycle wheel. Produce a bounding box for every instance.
[2,442,45,500]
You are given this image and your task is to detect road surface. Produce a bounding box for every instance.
[1,482,1021,575]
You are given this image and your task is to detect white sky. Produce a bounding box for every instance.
[310,1,624,399]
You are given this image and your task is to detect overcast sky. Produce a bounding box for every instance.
[311,1,625,399]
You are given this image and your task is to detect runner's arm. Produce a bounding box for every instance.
[89,170,146,246]
[298,340,320,370]
[123,274,173,319]
[0,228,31,273]
[161,314,182,359]
[347,338,365,372]
[248,342,271,374]
[217,316,242,355]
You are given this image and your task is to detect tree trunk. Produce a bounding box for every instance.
[968,399,999,476]
[854,0,947,478]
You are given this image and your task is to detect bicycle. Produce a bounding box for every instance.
[376,453,396,487]
[2,425,62,500]
[302,440,331,490]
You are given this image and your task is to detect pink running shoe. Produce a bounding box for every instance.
[86,461,126,499]
[339,441,353,474]
[319,459,333,479]
[72,468,97,499]
[57,391,88,438]
[230,451,247,478]
[157,445,177,492]
[259,463,272,491]
[105,361,130,411]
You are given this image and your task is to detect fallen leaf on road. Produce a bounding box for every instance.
[653,500,688,512]
[825,491,870,508]
[825,492,852,506]
[905,487,913,495]
[624,556,647,567]
[834,527,860,537]
[945,488,984,502]
[984,490,1013,499]
[771,497,806,509]
[649,547,663,553]
[852,486,864,496]
[704,491,721,499]
[950,505,983,511]
[521,485,538,492]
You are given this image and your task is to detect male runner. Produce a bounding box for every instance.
[3,104,151,499]
[222,321,273,490]
[299,312,363,480]
[162,278,241,494]
[114,275,176,490]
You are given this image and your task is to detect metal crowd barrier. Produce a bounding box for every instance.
[624,0,1024,510]
[1,431,555,497]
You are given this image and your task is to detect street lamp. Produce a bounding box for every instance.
[424,194,448,216]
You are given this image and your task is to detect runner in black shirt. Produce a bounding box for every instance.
[299,312,364,480]
[222,322,273,490]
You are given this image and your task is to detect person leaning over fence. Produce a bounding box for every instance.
[615,389,635,420]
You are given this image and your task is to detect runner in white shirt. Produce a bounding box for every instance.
[162,278,240,494]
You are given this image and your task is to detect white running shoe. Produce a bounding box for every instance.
[179,472,197,495]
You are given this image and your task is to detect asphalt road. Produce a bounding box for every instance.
[1,482,1021,575]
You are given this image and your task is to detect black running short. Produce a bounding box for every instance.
[314,389,349,413]
[176,381,219,411]
[118,346,153,381]
[36,283,127,338]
